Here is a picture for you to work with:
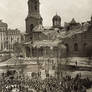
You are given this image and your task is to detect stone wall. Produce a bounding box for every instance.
[63,26,92,57]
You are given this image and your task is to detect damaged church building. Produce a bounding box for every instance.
[22,0,92,59]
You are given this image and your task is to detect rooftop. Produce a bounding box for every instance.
[0,20,8,27]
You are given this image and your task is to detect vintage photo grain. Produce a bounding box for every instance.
[0,0,92,92]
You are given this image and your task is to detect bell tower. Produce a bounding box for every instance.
[25,0,43,34]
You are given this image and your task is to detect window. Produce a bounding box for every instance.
[26,47,30,57]
[1,43,3,50]
[35,5,37,10]
[30,24,34,31]
[65,44,69,52]
[40,47,43,56]
[11,37,13,43]
[67,26,70,30]
[17,38,19,42]
[74,43,78,51]
[32,47,35,57]
[34,1,37,11]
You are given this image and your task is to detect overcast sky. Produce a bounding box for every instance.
[0,0,92,32]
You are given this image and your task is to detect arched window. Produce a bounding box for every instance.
[74,43,78,51]
[30,24,34,31]
[65,44,69,53]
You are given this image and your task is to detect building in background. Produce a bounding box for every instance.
[0,20,21,52]
[0,20,8,51]
[6,29,21,51]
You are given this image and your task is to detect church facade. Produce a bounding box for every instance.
[24,0,92,58]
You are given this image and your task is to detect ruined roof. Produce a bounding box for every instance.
[26,19,91,43]
[33,40,61,48]
[24,39,65,49]
[42,22,89,40]
[33,24,44,32]
[63,22,90,38]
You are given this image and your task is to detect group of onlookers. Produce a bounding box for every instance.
[0,70,92,92]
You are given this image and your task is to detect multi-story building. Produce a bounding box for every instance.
[0,20,8,51]
[7,29,21,51]
[0,20,21,52]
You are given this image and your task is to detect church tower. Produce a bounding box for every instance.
[25,0,43,34]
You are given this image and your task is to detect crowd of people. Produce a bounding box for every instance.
[42,74,92,92]
[59,75,91,92]
[0,70,92,92]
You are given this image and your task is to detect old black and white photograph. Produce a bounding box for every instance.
[0,0,92,92]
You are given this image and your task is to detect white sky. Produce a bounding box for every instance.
[0,0,92,32]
